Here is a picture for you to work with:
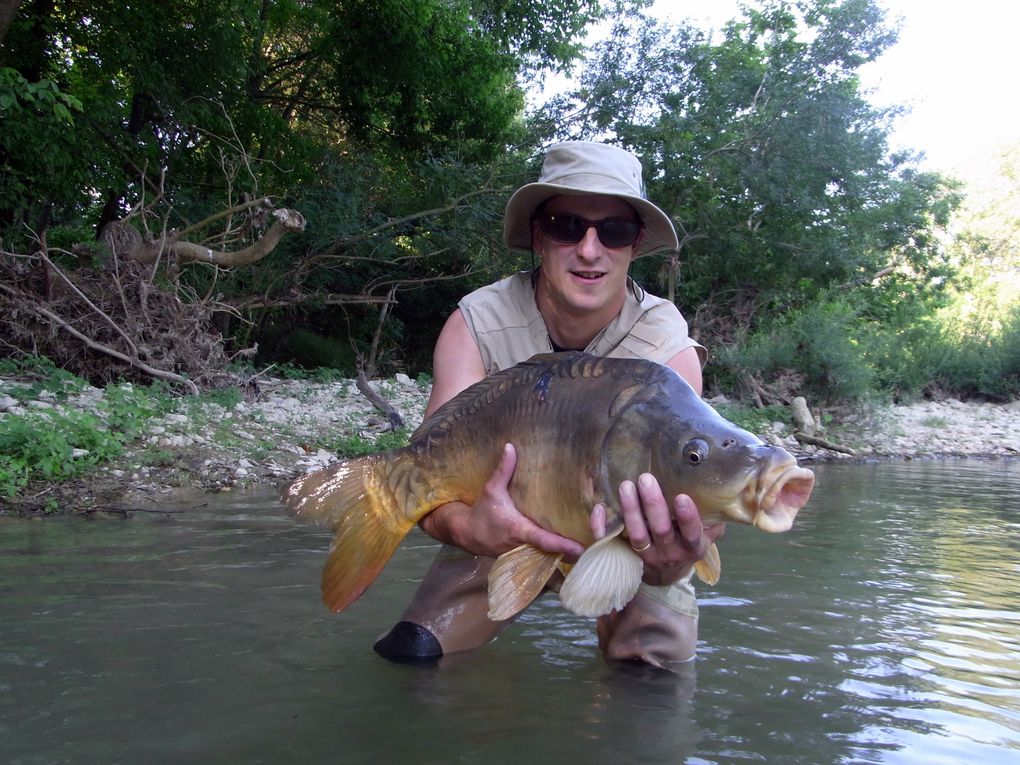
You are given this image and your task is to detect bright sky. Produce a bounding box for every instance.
[661,0,1020,181]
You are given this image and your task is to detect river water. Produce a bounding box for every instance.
[1,459,1018,764]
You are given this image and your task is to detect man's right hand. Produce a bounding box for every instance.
[418,442,586,561]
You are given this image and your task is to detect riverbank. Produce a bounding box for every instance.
[2,373,1019,515]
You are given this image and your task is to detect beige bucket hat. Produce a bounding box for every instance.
[503,141,679,257]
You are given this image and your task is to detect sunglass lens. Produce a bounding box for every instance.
[598,220,641,247]
[545,214,587,242]
[541,214,641,248]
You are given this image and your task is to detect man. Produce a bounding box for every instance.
[374,141,725,668]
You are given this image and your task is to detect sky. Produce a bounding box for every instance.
[661,0,1020,181]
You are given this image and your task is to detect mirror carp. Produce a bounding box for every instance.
[283,352,815,621]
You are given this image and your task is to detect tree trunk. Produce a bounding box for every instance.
[0,0,26,47]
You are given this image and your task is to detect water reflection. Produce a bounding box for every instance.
[0,460,1017,764]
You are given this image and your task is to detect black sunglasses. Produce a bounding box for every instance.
[535,212,643,249]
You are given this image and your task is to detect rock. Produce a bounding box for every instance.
[395,373,415,387]
[791,396,815,437]
[5,365,1020,518]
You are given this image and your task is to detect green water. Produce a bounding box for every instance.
[2,460,1018,764]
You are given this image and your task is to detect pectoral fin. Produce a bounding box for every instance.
[693,542,721,585]
[558,528,644,617]
[487,545,563,621]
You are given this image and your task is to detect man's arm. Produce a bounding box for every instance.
[415,310,585,560]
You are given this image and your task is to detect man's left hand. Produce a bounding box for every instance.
[591,473,726,586]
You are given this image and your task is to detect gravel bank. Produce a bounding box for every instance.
[2,374,1019,514]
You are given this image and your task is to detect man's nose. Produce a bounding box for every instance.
[575,225,603,257]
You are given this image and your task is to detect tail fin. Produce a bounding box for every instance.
[283,454,424,612]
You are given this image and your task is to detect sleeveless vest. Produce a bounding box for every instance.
[458,271,705,374]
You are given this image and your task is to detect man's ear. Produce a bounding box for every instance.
[530,218,543,252]
[630,228,646,258]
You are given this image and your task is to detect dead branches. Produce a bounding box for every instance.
[0,247,230,389]
[100,202,306,268]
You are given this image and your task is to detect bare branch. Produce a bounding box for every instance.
[36,250,141,358]
[104,207,306,268]
[175,196,274,239]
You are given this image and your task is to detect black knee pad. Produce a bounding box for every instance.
[373,621,443,664]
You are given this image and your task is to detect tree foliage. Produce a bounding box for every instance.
[534,0,966,400]
[0,0,608,237]
[0,0,606,379]
[1,0,999,402]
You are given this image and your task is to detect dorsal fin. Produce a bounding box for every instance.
[412,352,668,445]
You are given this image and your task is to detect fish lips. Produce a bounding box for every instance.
[751,463,816,533]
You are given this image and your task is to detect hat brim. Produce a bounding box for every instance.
[503,183,679,258]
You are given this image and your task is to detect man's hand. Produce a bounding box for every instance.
[591,473,726,586]
[418,443,586,560]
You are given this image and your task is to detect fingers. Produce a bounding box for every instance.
[619,474,671,552]
[618,480,649,551]
[704,521,726,545]
[487,442,517,490]
[638,474,675,542]
[590,503,607,540]
[671,494,705,550]
[485,442,585,560]
[523,524,585,561]
[618,475,726,587]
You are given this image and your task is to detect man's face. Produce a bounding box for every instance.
[531,194,644,317]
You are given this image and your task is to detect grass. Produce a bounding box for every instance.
[0,357,247,499]
[319,428,412,458]
[715,403,792,436]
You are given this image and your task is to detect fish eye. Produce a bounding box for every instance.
[682,439,709,465]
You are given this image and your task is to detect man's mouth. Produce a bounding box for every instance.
[571,271,605,281]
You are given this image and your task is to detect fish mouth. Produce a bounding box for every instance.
[752,463,815,533]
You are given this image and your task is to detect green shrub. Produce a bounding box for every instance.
[272,329,358,374]
[717,295,876,403]
[877,293,1020,401]
[320,428,411,458]
[201,386,244,410]
[100,382,175,439]
[0,410,124,497]
[714,403,791,437]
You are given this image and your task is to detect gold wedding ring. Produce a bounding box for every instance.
[631,540,652,552]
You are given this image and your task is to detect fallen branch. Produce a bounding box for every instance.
[219,292,396,311]
[356,372,405,430]
[102,207,306,268]
[793,431,856,455]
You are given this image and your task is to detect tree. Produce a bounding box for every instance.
[0,0,24,46]
[0,0,613,383]
[535,0,962,399]
[0,0,610,243]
